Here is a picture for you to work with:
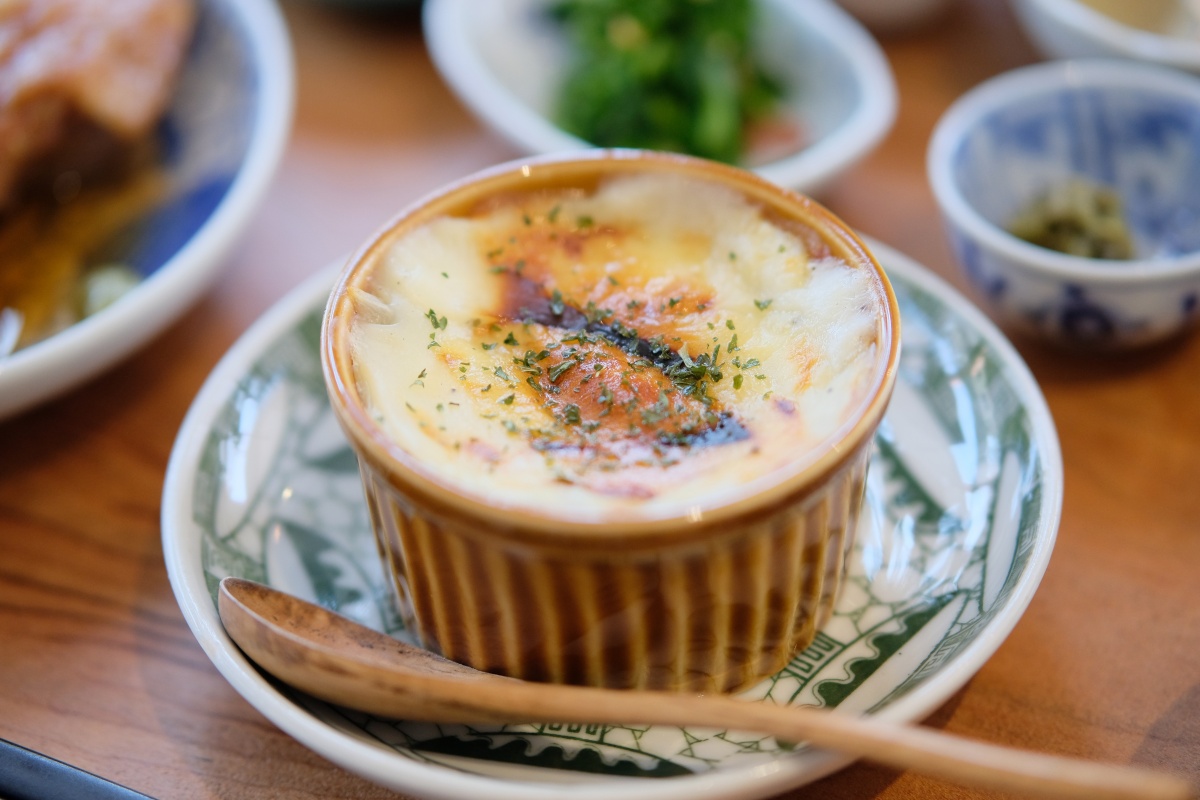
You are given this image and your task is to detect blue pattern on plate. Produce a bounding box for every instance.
[124,179,238,274]
[1057,284,1116,341]
[953,231,1006,301]
[118,0,257,278]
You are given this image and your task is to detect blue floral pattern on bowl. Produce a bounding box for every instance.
[929,59,1200,349]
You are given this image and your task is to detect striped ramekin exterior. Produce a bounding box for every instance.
[323,151,901,695]
[357,443,871,694]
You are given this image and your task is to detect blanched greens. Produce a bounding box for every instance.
[548,0,783,164]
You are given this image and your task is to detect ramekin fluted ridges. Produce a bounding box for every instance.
[323,150,899,693]
[358,445,870,693]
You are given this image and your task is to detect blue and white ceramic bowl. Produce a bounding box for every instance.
[0,0,293,419]
[928,59,1200,349]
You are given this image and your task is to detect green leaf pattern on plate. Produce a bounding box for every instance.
[196,274,1044,779]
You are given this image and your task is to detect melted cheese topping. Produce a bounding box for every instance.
[348,173,883,522]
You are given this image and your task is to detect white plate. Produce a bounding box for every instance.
[1013,0,1200,74]
[162,239,1062,800]
[0,0,293,420]
[423,0,897,194]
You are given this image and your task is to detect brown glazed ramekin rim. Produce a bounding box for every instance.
[322,149,900,549]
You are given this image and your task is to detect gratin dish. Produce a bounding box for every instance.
[321,151,900,693]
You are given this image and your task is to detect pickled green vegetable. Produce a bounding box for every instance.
[1007,180,1134,260]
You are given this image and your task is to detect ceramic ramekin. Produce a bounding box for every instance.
[322,151,900,693]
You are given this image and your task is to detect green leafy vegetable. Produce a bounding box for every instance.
[548,0,783,163]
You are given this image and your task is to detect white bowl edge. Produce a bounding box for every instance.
[422,0,896,194]
[0,0,295,421]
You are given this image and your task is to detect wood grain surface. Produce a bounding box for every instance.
[1,1,1197,798]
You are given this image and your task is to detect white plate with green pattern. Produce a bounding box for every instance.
[162,239,1062,800]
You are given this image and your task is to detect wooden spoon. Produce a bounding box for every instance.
[217,577,1194,800]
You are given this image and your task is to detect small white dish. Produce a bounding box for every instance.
[1013,0,1200,73]
[0,0,294,420]
[928,58,1200,348]
[422,0,896,194]
[162,240,1062,800]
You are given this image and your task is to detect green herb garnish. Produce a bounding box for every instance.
[548,360,576,382]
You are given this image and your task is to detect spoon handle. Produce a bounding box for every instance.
[218,578,1194,800]
[511,687,1192,800]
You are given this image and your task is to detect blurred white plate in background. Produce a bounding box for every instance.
[423,0,896,195]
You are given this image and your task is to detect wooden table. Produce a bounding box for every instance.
[2,1,1197,797]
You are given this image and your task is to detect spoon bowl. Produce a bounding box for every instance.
[218,577,1193,800]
